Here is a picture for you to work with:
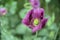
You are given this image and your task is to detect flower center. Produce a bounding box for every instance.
[33,18,39,26]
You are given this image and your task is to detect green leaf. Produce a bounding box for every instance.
[33,37,42,40]
[25,27,32,35]
[15,24,27,35]
[46,13,55,27]
[46,17,52,27]
[9,15,19,28]
[23,36,32,40]
[46,23,59,40]
[1,28,19,40]
[42,37,47,40]
[1,16,9,29]
[48,31,55,39]
[19,9,30,19]
[0,5,3,7]
[45,0,51,3]
[51,13,55,23]
[5,1,17,15]
[38,28,48,37]
[47,24,58,31]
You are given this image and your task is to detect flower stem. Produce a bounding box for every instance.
[54,28,59,40]
[45,2,49,14]
[35,31,38,38]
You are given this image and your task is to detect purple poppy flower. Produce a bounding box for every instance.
[0,8,7,16]
[22,0,48,33]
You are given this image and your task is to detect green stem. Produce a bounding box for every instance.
[0,17,1,33]
[35,31,38,38]
[54,28,59,40]
[46,2,49,14]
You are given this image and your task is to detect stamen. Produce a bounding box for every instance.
[33,18,39,26]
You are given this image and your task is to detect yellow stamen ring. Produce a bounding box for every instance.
[33,18,40,26]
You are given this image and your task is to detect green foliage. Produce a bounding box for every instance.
[0,0,60,40]
[15,24,27,34]
[19,9,30,19]
[5,1,17,15]
[47,13,55,27]
[1,28,19,40]
[45,0,51,3]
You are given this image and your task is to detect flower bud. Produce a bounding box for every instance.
[0,8,7,16]
[30,0,40,8]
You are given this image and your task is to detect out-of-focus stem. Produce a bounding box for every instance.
[35,31,38,38]
[54,28,59,40]
[45,2,49,14]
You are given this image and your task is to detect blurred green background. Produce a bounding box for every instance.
[0,0,60,40]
